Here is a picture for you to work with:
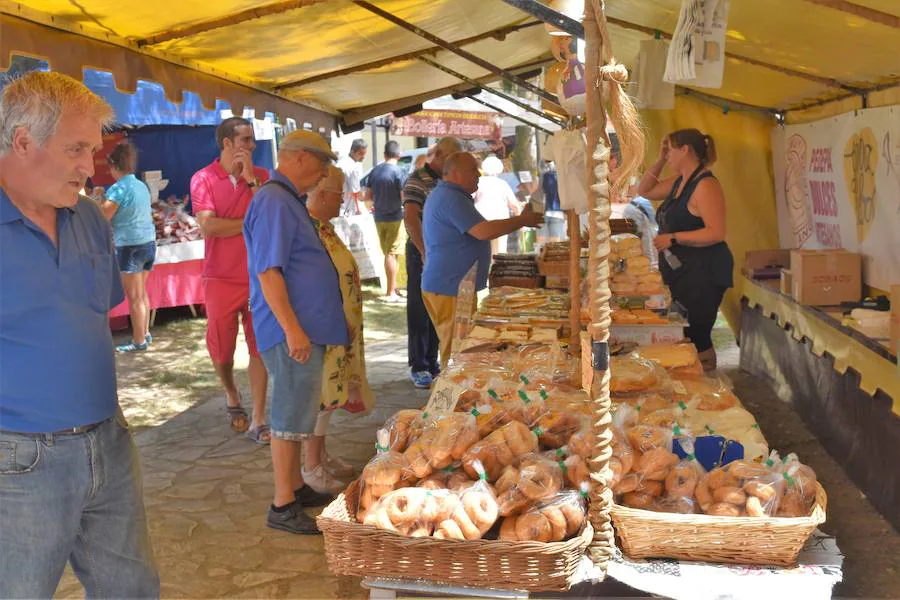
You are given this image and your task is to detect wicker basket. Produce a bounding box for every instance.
[537,259,570,277]
[318,480,593,591]
[611,483,827,566]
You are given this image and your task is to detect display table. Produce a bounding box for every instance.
[739,276,899,530]
[109,240,205,329]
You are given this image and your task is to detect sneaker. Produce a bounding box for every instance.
[266,502,320,535]
[145,333,153,345]
[409,369,433,389]
[381,295,405,304]
[294,482,336,507]
[324,452,355,478]
[301,464,346,495]
[116,341,148,353]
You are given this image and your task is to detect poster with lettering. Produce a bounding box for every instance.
[772,105,900,291]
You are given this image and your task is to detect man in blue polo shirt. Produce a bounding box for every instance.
[0,72,159,597]
[244,130,348,535]
[422,152,544,369]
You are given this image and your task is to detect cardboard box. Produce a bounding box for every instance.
[780,269,793,297]
[891,284,899,354]
[744,249,791,273]
[790,249,861,306]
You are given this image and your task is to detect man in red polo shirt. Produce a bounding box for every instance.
[190,117,270,442]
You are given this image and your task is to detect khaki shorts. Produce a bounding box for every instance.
[376,221,405,256]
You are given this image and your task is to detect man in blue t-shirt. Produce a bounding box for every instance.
[367,141,406,301]
[421,152,544,369]
[0,72,159,598]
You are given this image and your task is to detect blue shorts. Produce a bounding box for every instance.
[260,342,325,440]
[116,242,156,274]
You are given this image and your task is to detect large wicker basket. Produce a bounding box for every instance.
[318,480,593,591]
[611,483,827,566]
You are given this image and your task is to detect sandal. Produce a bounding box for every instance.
[226,405,250,433]
[246,423,271,445]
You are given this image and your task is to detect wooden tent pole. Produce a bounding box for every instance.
[567,210,582,353]
[584,0,615,573]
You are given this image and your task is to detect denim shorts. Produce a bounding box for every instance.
[260,341,325,440]
[116,241,156,274]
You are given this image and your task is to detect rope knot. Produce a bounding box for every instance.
[599,62,628,84]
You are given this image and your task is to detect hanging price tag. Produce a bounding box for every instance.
[422,377,466,416]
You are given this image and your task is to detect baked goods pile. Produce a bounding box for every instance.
[609,234,666,297]
[354,356,591,543]
[606,344,819,518]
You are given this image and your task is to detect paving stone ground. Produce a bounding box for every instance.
[56,339,427,599]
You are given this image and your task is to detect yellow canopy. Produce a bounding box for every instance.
[2,0,898,122]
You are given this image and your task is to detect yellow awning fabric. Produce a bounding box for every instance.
[2,0,897,120]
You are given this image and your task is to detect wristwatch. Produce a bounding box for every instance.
[670,233,678,246]
[247,178,259,189]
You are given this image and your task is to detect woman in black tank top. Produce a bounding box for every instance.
[636,129,734,370]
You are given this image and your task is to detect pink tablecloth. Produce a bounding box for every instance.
[110,260,205,327]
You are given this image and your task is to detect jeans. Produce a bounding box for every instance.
[0,413,159,599]
[405,240,439,374]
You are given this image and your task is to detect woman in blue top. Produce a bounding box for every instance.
[98,141,156,353]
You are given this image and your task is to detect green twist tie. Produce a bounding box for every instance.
[752,423,760,429]
[539,389,549,401]
[784,473,797,487]
[488,389,499,400]
[425,490,434,497]
[678,401,687,411]
[579,488,589,499]
[673,424,682,436]
[533,426,545,437]
[518,390,531,403]
[442,465,456,473]
[765,458,775,468]
[375,443,388,452]
[470,408,480,417]
[686,453,696,461]
[558,460,568,474]
[478,470,488,482]
[519,374,530,385]
[555,448,566,458]
[421,411,429,420]
[704,425,715,434]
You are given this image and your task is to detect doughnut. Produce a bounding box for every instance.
[519,466,560,500]
[448,471,472,491]
[451,505,482,540]
[745,495,766,517]
[369,464,402,487]
[777,490,808,517]
[495,466,520,494]
[627,425,668,452]
[640,409,679,429]
[404,443,433,479]
[609,457,624,486]
[543,507,568,541]
[558,502,586,536]
[712,486,747,505]
[614,443,634,474]
[744,480,777,503]
[451,423,480,460]
[695,474,713,511]
[434,519,465,540]
[494,442,515,469]
[706,469,739,490]
[636,447,677,480]
[613,473,639,495]
[463,491,498,531]
[505,422,537,455]
[655,496,695,514]
[568,430,591,459]
[420,493,440,522]
[374,506,398,531]
[417,478,443,491]
[706,502,742,517]
[499,516,518,541]
[622,491,654,509]
[384,490,425,524]
[564,455,590,488]
[665,466,699,498]
[437,493,462,521]
[635,479,663,497]
[498,489,529,516]
[726,460,770,480]
[514,512,552,542]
